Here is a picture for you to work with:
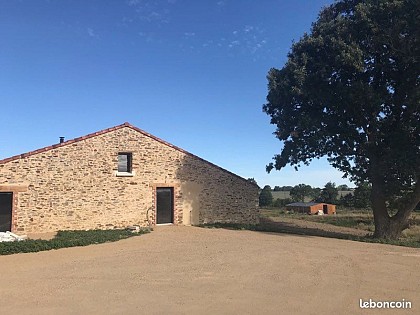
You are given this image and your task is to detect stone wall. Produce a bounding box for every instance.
[0,124,259,232]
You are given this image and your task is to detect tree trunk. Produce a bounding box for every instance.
[371,179,394,238]
[373,215,406,239]
[371,174,420,239]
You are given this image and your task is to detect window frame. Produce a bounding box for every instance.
[116,152,134,176]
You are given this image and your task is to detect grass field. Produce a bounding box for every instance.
[259,207,420,247]
[261,207,376,230]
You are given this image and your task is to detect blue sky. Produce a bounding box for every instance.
[0,0,354,188]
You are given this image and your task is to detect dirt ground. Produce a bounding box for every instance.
[1,226,419,315]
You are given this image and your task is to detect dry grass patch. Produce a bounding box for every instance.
[256,208,420,248]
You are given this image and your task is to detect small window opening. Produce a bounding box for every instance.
[118,152,132,173]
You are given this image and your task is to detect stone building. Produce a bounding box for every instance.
[0,123,259,233]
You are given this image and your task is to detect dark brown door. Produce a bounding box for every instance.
[0,192,13,232]
[323,204,328,214]
[156,188,174,224]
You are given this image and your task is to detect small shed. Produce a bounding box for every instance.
[286,202,336,215]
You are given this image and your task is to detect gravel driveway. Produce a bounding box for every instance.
[0,226,419,314]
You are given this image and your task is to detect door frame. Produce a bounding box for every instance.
[0,191,14,232]
[0,184,28,232]
[152,183,181,225]
[156,187,174,224]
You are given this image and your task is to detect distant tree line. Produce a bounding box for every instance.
[272,184,352,192]
[273,186,293,191]
[259,182,372,209]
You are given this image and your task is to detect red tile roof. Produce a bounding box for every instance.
[0,122,257,187]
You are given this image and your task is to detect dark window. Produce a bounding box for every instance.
[118,152,132,173]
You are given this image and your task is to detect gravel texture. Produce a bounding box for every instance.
[0,226,419,314]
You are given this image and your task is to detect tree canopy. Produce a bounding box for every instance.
[318,182,339,204]
[353,182,372,209]
[337,184,351,191]
[263,0,419,239]
[259,185,273,207]
[290,184,312,202]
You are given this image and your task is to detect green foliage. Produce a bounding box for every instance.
[0,228,149,255]
[317,182,339,204]
[338,183,372,208]
[339,193,354,208]
[272,185,294,191]
[310,187,322,200]
[337,184,351,191]
[263,0,420,239]
[290,184,312,202]
[274,185,293,191]
[353,183,372,208]
[259,185,273,206]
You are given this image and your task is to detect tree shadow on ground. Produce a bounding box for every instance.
[200,217,371,243]
[200,217,420,248]
[258,217,369,241]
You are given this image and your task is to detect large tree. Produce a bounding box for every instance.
[263,0,419,239]
[259,185,273,207]
[290,184,313,202]
[318,182,339,204]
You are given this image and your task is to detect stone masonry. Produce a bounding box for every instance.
[0,123,259,233]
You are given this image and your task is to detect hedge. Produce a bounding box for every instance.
[0,228,149,255]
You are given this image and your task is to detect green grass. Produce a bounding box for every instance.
[0,228,150,255]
